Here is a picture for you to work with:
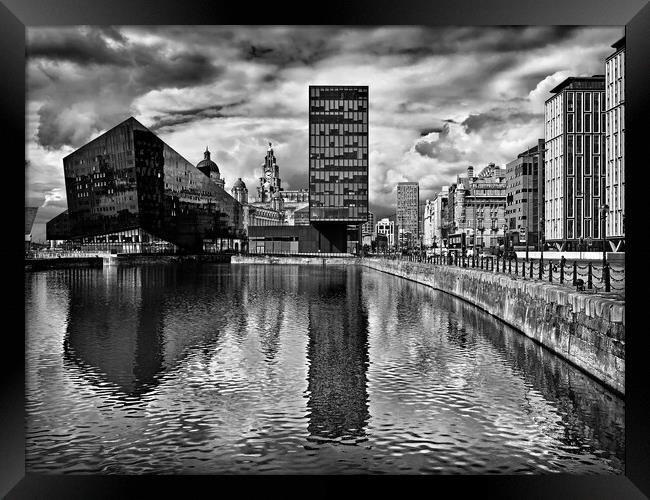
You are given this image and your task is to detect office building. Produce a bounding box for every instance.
[423,186,449,248]
[605,37,625,251]
[309,85,369,252]
[505,140,544,249]
[448,165,507,252]
[544,75,606,251]
[376,217,397,249]
[396,182,419,249]
[46,117,245,253]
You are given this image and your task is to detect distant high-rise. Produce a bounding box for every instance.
[544,76,606,251]
[309,85,368,252]
[605,37,625,251]
[396,182,419,248]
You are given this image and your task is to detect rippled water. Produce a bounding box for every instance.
[25,263,624,474]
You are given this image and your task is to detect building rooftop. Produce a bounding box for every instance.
[612,36,625,50]
[548,75,605,95]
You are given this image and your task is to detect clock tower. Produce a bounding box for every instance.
[257,142,282,203]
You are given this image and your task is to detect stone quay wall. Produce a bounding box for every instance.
[362,258,625,395]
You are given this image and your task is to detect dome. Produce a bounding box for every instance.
[233,178,247,189]
[196,147,220,175]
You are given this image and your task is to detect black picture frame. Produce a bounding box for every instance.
[5,0,649,497]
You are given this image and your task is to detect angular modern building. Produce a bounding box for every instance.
[605,37,625,251]
[309,85,369,252]
[46,117,245,253]
[396,182,419,249]
[544,76,606,251]
[505,140,544,249]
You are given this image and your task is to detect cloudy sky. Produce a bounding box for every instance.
[26,25,622,242]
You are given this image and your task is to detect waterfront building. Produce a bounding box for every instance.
[196,147,225,190]
[376,217,397,249]
[544,75,606,251]
[25,206,39,251]
[46,117,245,253]
[505,140,544,249]
[423,187,450,249]
[231,178,248,205]
[396,182,419,249]
[362,212,375,238]
[447,165,507,252]
[309,85,369,252]
[256,143,282,203]
[605,37,625,251]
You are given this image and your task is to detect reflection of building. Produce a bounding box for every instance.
[309,86,369,252]
[376,217,397,248]
[605,37,625,251]
[505,140,544,249]
[46,117,245,253]
[544,76,606,251]
[306,267,369,442]
[448,165,506,250]
[396,182,419,248]
[25,206,39,250]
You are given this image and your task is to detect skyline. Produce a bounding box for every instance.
[26,25,623,242]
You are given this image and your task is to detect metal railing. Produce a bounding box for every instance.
[378,252,625,294]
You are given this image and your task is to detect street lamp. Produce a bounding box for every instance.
[600,204,609,267]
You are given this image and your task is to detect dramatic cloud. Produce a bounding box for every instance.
[26,25,623,241]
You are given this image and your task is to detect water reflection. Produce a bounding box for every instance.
[25,264,624,474]
[306,267,370,444]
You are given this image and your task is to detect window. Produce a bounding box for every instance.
[567,92,574,112]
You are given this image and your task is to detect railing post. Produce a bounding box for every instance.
[480,256,484,270]
[515,257,518,275]
[508,257,512,274]
[587,262,593,289]
[604,262,611,292]
[538,259,542,280]
[560,257,565,284]
[549,261,553,282]
[529,260,533,279]
[496,256,500,272]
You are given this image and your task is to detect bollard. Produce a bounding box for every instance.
[549,261,553,282]
[538,259,543,280]
[587,262,593,289]
[560,257,565,284]
[604,262,611,292]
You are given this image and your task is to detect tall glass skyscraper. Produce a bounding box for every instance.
[308,86,369,224]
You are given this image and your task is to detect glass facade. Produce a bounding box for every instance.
[47,117,245,252]
[308,86,368,223]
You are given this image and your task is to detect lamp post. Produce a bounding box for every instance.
[600,204,609,267]
[524,223,529,261]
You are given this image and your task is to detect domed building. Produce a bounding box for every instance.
[231,178,248,205]
[196,147,225,189]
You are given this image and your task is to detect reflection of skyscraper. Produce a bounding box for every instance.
[306,267,369,442]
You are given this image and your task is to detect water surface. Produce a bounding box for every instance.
[25,263,624,474]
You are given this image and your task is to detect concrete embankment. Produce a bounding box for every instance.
[362,258,625,395]
[231,255,359,265]
[25,257,103,271]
